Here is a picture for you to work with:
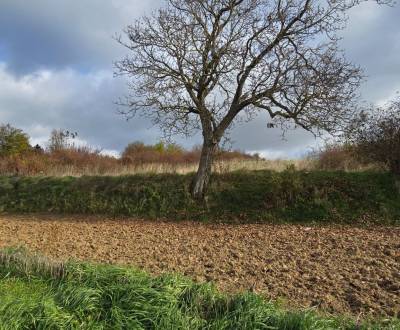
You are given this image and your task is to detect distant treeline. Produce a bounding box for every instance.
[0,125,260,176]
[1,121,399,177]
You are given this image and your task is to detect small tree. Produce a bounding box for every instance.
[116,0,388,200]
[0,124,31,157]
[48,129,78,152]
[346,97,400,175]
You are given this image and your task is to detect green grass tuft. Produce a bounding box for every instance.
[0,249,398,329]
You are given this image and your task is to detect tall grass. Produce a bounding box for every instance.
[0,248,398,329]
[0,152,312,177]
[1,140,383,177]
[21,159,313,177]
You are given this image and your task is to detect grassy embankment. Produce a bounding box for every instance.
[0,248,398,330]
[0,169,399,224]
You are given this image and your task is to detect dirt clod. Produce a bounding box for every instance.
[0,214,399,317]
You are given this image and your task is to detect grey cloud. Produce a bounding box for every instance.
[0,0,161,75]
[230,112,318,158]
[0,66,163,153]
[340,3,400,102]
[0,0,399,157]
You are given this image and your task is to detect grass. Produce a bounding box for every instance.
[0,156,314,177]
[43,158,312,177]
[0,248,398,330]
[0,169,399,224]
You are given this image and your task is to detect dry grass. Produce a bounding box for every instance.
[0,140,386,177]
[0,248,66,279]
[0,144,316,177]
[3,159,314,177]
[310,143,385,172]
[0,154,380,177]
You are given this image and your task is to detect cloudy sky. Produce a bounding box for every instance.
[0,0,399,158]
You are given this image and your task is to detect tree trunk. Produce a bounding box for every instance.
[191,140,218,201]
[390,159,400,176]
[395,178,400,195]
[391,160,400,194]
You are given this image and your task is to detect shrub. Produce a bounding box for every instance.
[311,143,375,171]
[121,141,256,166]
[0,124,31,157]
[346,97,400,175]
[0,171,399,224]
[0,146,119,176]
[122,141,189,164]
[0,121,261,176]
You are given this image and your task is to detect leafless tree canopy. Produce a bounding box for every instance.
[345,97,400,175]
[115,0,388,199]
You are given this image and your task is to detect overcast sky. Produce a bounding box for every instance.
[0,0,399,158]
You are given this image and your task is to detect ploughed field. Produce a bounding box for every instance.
[0,214,399,318]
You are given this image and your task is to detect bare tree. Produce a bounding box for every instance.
[345,97,400,176]
[48,129,78,153]
[115,0,387,200]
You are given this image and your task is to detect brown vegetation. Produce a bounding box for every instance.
[0,123,393,176]
[0,140,388,177]
[310,143,383,172]
[0,138,265,176]
[0,147,117,176]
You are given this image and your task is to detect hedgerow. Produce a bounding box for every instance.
[0,169,399,224]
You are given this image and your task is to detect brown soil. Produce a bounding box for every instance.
[0,214,399,318]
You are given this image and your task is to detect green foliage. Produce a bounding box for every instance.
[0,249,398,329]
[0,170,399,224]
[0,124,31,157]
[121,141,187,164]
[154,141,166,152]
